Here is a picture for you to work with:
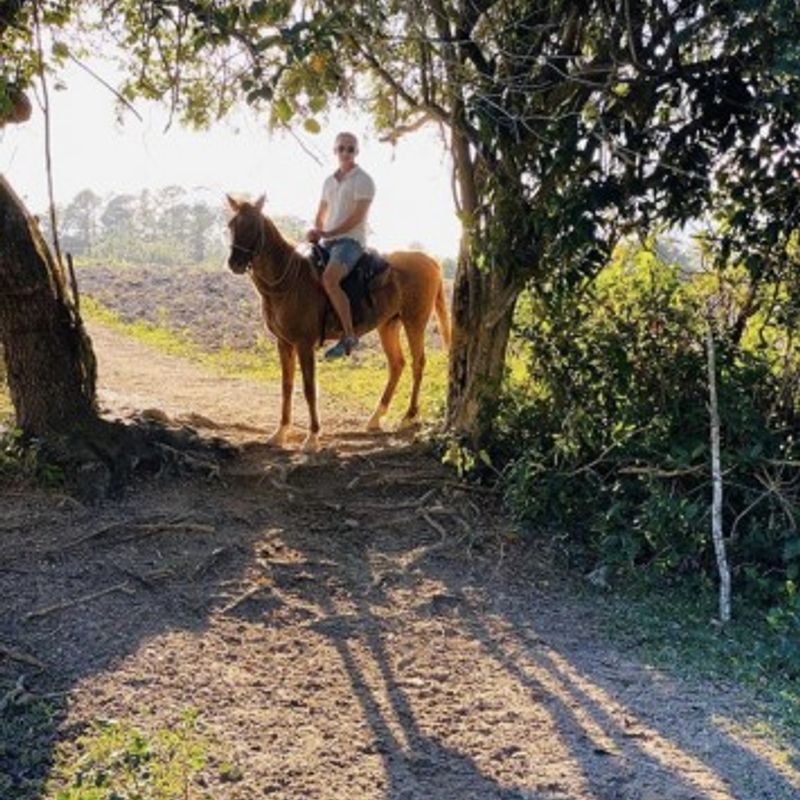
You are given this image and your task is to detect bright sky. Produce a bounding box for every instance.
[0,61,461,258]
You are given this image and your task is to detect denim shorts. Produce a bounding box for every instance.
[325,237,363,275]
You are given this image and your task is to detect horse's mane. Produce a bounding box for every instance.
[249,209,316,296]
[263,216,311,263]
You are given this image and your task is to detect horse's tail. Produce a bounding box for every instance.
[434,271,452,350]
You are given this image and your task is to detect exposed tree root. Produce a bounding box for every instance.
[30,416,237,501]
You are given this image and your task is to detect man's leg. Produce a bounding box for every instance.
[321,239,363,358]
[322,261,355,338]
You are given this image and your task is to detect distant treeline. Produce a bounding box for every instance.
[39,187,456,275]
[39,187,307,268]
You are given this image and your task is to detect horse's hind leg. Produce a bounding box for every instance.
[268,339,295,447]
[399,318,426,429]
[367,317,406,431]
[297,343,321,452]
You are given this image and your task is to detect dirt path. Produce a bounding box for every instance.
[1,322,799,799]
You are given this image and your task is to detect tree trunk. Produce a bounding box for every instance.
[0,176,232,497]
[443,120,519,446]
[445,246,516,446]
[0,175,97,436]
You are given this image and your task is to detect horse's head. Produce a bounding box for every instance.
[226,194,266,274]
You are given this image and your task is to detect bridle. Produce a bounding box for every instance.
[229,218,266,271]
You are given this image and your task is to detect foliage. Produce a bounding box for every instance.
[0,426,65,484]
[49,710,208,800]
[0,678,64,800]
[500,240,800,668]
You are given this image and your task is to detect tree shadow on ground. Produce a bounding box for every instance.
[1,432,798,799]
[255,462,800,799]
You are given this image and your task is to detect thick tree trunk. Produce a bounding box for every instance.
[444,120,518,447]
[0,175,97,436]
[0,176,231,497]
[445,246,516,446]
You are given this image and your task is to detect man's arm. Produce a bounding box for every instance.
[307,200,328,242]
[321,199,371,238]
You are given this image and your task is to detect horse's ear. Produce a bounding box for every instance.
[254,194,266,212]
[226,194,239,212]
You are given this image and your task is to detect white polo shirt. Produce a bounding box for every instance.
[321,165,376,246]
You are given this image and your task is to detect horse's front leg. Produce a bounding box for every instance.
[267,339,295,447]
[297,343,321,452]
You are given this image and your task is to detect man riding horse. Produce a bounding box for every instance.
[226,133,450,450]
[306,131,375,360]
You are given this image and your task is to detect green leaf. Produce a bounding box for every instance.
[303,117,321,134]
[51,41,69,60]
[308,94,327,113]
[273,97,293,122]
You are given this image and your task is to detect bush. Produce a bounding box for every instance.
[499,240,800,667]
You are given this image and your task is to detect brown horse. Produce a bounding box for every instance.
[226,195,451,451]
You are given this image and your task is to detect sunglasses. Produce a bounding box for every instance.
[336,144,356,154]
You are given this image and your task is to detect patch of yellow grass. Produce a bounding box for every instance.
[82,298,449,422]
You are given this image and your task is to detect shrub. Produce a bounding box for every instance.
[499,240,800,667]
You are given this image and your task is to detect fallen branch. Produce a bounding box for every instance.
[154,442,221,476]
[219,580,270,614]
[60,520,127,550]
[60,519,215,551]
[192,547,230,579]
[441,480,500,495]
[114,565,174,589]
[416,487,439,507]
[420,510,448,540]
[339,488,440,512]
[115,522,215,543]
[269,478,309,495]
[383,513,417,528]
[25,583,134,622]
[0,642,46,670]
[427,506,473,533]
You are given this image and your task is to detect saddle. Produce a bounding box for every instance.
[311,244,390,342]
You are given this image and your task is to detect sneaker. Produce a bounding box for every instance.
[324,335,359,360]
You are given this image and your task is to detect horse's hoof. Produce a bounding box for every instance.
[367,404,387,431]
[302,433,321,453]
[398,415,419,431]
[266,426,290,447]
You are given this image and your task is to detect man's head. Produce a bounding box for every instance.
[334,132,358,167]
